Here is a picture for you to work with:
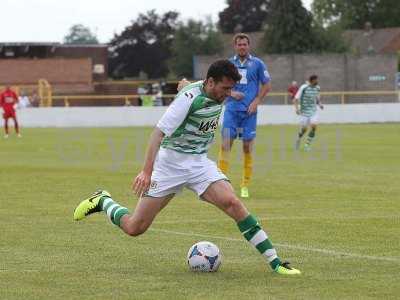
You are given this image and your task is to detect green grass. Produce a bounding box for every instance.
[0,124,399,300]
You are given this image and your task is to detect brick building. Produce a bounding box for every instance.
[0,42,108,93]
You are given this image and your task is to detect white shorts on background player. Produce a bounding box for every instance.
[145,148,227,198]
[299,113,318,127]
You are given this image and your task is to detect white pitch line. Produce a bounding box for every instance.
[153,214,400,225]
[150,228,400,263]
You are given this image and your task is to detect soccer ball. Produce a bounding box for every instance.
[187,241,222,272]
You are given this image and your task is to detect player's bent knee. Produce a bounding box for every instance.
[125,225,147,237]
[124,219,150,237]
[223,197,247,221]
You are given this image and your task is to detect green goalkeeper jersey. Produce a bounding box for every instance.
[157,81,222,154]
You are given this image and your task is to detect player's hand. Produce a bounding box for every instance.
[132,171,151,197]
[296,108,301,115]
[319,104,324,110]
[231,91,245,100]
[177,78,190,92]
[247,100,259,114]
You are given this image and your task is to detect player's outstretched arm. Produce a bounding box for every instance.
[293,98,300,115]
[317,96,324,110]
[247,82,271,114]
[133,128,165,196]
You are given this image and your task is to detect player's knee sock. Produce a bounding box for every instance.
[237,214,281,270]
[4,121,9,134]
[218,147,230,174]
[14,119,19,134]
[99,196,129,227]
[298,129,306,139]
[241,152,253,187]
[306,128,316,145]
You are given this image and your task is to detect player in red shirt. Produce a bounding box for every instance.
[287,81,299,102]
[0,86,21,138]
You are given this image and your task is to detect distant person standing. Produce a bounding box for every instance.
[287,81,299,102]
[176,34,271,198]
[219,33,271,198]
[152,83,163,106]
[293,75,323,151]
[18,91,32,108]
[0,86,21,138]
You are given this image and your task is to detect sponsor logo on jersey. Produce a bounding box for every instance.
[198,117,219,133]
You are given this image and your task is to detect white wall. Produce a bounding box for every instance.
[18,103,400,128]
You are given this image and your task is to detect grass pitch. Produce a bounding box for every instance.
[0,124,399,299]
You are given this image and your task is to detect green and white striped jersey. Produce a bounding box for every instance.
[295,83,320,117]
[157,81,222,154]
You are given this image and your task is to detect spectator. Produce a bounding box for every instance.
[288,81,299,102]
[18,91,32,108]
[152,83,163,106]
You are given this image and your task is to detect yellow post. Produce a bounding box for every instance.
[341,93,345,104]
[47,83,53,107]
[125,96,130,106]
[64,97,70,107]
[38,79,44,107]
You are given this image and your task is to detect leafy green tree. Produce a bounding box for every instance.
[263,0,316,53]
[262,0,348,54]
[108,10,178,79]
[170,19,223,78]
[218,0,270,33]
[312,0,400,29]
[64,24,99,44]
[313,23,349,53]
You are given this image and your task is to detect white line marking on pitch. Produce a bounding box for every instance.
[150,228,400,263]
[153,215,399,224]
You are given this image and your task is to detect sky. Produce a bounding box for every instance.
[0,0,312,43]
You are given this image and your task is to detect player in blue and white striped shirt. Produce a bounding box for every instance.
[293,75,324,151]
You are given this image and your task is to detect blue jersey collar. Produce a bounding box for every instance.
[233,54,253,61]
[233,54,253,67]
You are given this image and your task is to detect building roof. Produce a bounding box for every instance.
[343,27,400,54]
[0,42,107,48]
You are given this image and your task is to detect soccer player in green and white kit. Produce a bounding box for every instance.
[73,60,301,275]
[294,75,324,151]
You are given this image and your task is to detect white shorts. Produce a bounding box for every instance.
[145,148,227,198]
[299,113,318,127]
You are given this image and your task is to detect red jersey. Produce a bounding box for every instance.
[288,85,299,99]
[0,89,18,112]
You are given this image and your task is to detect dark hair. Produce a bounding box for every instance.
[309,74,318,81]
[206,59,241,83]
[233,33,250,44]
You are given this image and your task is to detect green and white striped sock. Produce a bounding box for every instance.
[99,197,129,227]
[238,214,281,270]
[306,128,316,145]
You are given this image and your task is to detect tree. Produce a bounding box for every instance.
[312,0,400,29]
[170,19,223,78]
[108,10,178,79]
[262,0,317,53]
[218,0,270,33]
[64,24,99,44]
[312,23,349,53]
